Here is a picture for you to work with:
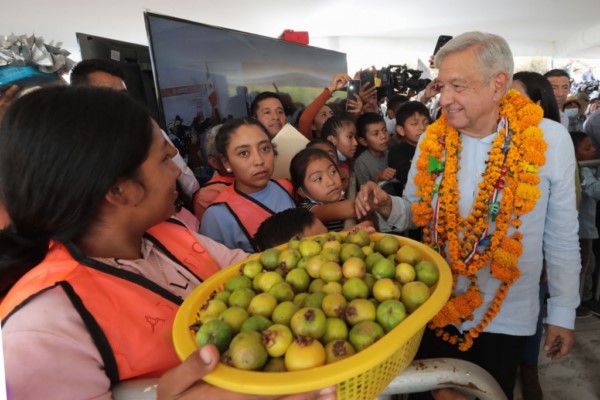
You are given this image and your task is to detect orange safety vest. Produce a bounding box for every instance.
[209,179,294,250]
[202,174,235,188]
[0,219,221,384]
[193,174,236,221]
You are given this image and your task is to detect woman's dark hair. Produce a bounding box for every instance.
[320,116,355,139]
[289,147,338,190]
[214,116,271,159]
[254,208,317,251]
[0,86,153,278]
[513,71,561,123]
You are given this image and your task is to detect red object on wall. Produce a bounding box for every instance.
[282,30,309,45]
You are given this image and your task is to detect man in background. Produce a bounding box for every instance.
[249,91,288,138]
[544,69,571,130]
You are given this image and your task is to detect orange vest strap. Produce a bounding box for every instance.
[146,218,221,281]
[211,180,294,250]
[201,174,235,188]
[273,178,294,196]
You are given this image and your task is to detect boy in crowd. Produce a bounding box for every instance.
[388,101,431,195]
[383,94,410,134]
[353,112,396,186]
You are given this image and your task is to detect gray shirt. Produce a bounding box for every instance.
[354,149,388,186]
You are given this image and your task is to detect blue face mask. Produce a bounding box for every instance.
[565,108,579,119]
[336,149,347,162]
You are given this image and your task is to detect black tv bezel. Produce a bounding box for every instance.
[75,32,162,126]
[143,11,348,128]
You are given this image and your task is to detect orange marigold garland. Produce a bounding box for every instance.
[412,89,547,350]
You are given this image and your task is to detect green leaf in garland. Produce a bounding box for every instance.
[427,155,444,173]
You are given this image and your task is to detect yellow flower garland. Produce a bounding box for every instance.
[412,89,547,351]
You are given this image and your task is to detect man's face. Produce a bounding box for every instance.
[254,97,287,137]
[86,71,127,92]
[436,48,502,137]
[547,76,570,108]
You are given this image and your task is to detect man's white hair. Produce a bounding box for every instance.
[435,32,514,92]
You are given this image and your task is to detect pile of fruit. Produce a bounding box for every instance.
[192,231,439,372]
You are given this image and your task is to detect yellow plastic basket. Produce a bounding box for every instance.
[173,233,452,399]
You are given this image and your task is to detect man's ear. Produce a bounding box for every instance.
[105,178,144,207]
[357,136,368,147]
[493,71,510,100]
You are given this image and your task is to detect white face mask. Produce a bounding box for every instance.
[565,108,579,119]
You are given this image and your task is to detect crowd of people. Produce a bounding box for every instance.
[0,30,598,400]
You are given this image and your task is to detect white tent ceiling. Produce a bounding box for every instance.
[3,0,600,66]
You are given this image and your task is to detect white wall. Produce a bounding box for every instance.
[311,36,557,75]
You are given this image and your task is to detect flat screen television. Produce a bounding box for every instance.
[144,12,348,130]
[76,32,161,124]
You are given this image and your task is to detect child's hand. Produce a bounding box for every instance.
[376,168,397,182]
[358,82,377,104]
[328,73,351,94]
[355,181,392,219]
[346,96,363,115]
[421,80,441,104]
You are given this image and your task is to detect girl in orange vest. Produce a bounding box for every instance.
[200,117,296,252]
[0,86,335,400]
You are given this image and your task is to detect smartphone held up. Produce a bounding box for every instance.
[429,35,453,68]
[347,79,361,101]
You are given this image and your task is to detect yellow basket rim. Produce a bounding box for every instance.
[173,233,452,395]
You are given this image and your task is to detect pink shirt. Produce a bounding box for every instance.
[2,234,249,400]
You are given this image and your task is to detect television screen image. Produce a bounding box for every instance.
[144,12,348,129]
[76,33,161,125]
